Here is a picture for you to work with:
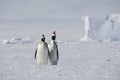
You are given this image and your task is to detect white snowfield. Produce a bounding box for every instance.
[0,38,120,80]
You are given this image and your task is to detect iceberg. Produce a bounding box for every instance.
[81,14,120,41]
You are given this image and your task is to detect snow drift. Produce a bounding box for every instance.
[81,14,120,41]
[1,37,33,44]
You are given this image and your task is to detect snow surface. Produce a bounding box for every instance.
[0,37,120,80]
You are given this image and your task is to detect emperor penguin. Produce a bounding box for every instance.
[35,34,49,65]
[48,31,59,65]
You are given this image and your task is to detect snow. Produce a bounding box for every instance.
[1,37,33,44]
[81,14,120,41]
[0,37,120,80]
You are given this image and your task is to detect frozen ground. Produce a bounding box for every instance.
[0,37,120,80]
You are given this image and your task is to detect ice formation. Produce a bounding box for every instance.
[80,16,91,41]
[81,14,120,41]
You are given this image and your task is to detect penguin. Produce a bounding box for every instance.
[48,31,59,65]
[35,34,49,65]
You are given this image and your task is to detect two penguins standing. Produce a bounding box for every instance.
[34,31,59,65]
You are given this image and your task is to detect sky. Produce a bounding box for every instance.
[0,0,120,21]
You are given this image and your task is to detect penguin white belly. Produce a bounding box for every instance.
[36,44,48,64]
[48,45,58,64]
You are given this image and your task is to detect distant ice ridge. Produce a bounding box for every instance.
[81,14,120,41]
[1,37,33,44]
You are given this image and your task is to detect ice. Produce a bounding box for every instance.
[81,14,120,41]
[80,16,91,41]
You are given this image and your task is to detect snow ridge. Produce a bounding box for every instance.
[1,37,33,44]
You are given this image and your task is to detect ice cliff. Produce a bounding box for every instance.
[81,14,120,41]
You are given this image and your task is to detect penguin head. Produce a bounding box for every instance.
[51,31,56,40]
[41,34,45,42]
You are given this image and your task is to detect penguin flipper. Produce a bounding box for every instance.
[57,48,59,59]
[34,49,37,59]
[56,43,59,60]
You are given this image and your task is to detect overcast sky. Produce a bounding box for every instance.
[0,0,120,40]
[0,0,120,20]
